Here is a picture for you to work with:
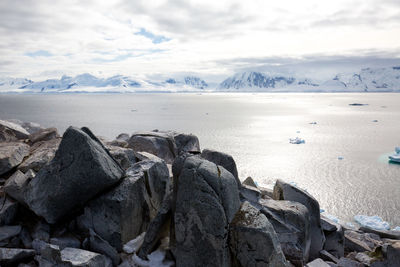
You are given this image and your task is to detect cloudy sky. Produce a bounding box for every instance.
[1,0,400,81]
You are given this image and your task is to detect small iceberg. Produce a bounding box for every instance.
[372,120,378,122]
[338,156,344,160]
[354,215,390,231]
[309,122,317,125]
[393,226,400,232]
[388,147,400,163]
[349,103,368,106]
[289,137,305,144]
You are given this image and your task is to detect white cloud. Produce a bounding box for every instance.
[0,0,399,81]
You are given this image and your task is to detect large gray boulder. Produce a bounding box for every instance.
[259,198,311,266]
[229,201,289,267]
[128,131,200,164]
[79,158,169,252]
[88,229,120,266]
[0,119,30,142]
[0,196,18,226]
[173,156,240,267]
[4,169,35,204]
[273,180,325,260]
[128,131,177,164]
[344,230,382,253]
[18,138,60,172]
[201,148,240,187]
[23,126,124,224]
[0,142,30,176]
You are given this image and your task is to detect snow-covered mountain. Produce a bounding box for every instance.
[219,72,297,90]
[218,67,400,92]
[1,66,400,93]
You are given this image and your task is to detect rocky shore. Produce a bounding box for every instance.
[0,118,399,267]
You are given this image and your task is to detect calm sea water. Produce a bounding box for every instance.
[1,93,399,226]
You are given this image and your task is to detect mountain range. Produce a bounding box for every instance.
[1,66,400,93]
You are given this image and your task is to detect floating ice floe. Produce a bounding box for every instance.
[346,222,357,229]
[354,215,390,231]
[392,226,400,231]
[388,147,400,163]
[289,137,305,144]
[372,120,378,122]
[324,214,340,224]
[338,156,344,160]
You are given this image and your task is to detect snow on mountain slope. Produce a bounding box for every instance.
[0,77,33,91]
[333,67,400,91]
[164,76,208,89]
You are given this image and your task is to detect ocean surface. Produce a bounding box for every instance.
[1,93,399,226]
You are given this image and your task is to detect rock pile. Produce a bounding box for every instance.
[0,119,399,266]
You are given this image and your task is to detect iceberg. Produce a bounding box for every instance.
[354,215,390,231]
[289,137,305,144]
[392,226,400,232]
[388,147,400,163]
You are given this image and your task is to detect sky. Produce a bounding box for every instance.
[0,0,400,82]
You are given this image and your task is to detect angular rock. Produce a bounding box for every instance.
[32,220,50,242]
[306,258,332,267]
[273,180,325,260]
[321,216,338,232]
[128,131,177,164]
[0,225,21,243]
[239,184,261,204]
[242,176,257,187]
[229,201,289,267]
[61,247,112,267]
[337,257,363,267]
[344,230,382,253]
[88,229,120,266]
[321,216,344,259]
[116,133,130,142]
[200,148,240,187]
[259,198,311,266]
[173,156,240,267]
[138,188,172,260]
[386,241,400,266]
[173,133,200,154]
[28,127,59,144]
[50,235,81,249]
[106,145,137,170]
[18,138,60,172]
[7,119,43,135]
[80,158,169,252]
[259,186,274,199]
[4,170,34,204]
[19,227,33,249]
[320,250,339,263]
[0,248,35,266]
[360,226,400,240]
[0,196,18,225]
[23,127,124,223]
[0,142,30,176]
[0,120,30,142]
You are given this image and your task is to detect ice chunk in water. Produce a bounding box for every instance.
[354,215,390,231]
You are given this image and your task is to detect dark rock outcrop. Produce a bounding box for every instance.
[0,142,30,176]
[23,127,124,223]
[229,201,289,267]
[173,156,240,267]
[273,180,325,260]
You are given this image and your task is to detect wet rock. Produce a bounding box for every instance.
[80,158,169,252]
[128,131,177,164]
[0,196,18,225]
[0,247,35,266]
[18,138,60,172]
[28,127,59,144]
[306,258,332,267]
[200,148,240,187]
[106,145,137,170]
[23,127,124,223]
[88,229,119,266]
[0,120,30,142]
[61,247,112,267]
[229,201,289,267]
[344,230,382,253]
[259,198,311,266]
[0,142,30,176]
[273,179,325,260]
[173,156,240,267]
